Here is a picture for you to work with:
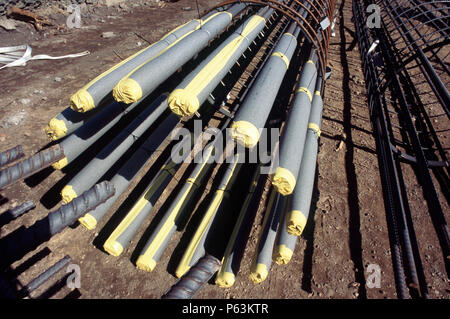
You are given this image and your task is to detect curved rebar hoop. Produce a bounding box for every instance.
[209,0,335,84]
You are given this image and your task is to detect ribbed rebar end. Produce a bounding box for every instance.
[273,245,293,265]
[78,213,97,230]
[249,263,268,284]
[230,121,260,149]
[168,89,200,117]
[61,185,77,204]
[45,118,67,141]
[112,78,142,104]
[175,264,190,279]
[103,239,124,257]
[215,271,235,288]
[272,167,296,196]
[136,255,157,272]
[52,157,68,170]
[70,89,95,113]
[286,210,307,236]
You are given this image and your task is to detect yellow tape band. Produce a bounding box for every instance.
[315,90,321,96]
[286,210,307,236]
[112,78,143,104]
[136,255,157,272]
[230,120,260,149]
[52,157,68,170]
[61,185,77,204]
[296,86,313,102]
[308,123,321,136]
[306,59,315,66]
[249,263,268,284]
[272,167,297,196]
[70,89,95,113]
[215,271,236,288]
[271,51,290,69]
[274,244,294,265]
[168,89,200,117]
[78,213,97,230]
[45,117,67,141]
[103,240,123,257]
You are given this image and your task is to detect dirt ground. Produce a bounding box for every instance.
[0,0,448,299]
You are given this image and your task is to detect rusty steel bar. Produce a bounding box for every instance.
[0,145,24,168]
[0,181,115,269]
[0,144,65,190]
[161,254,221,299]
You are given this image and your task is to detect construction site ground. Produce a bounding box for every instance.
[0,0,448,299]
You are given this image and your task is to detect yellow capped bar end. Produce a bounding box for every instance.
[215,271,236,288]
[70,89,95,113]
[249,263,268,284]
[103,239,124,257]
[61,185,78,204]
[79,213,97,230]
[230,120,260,149]
[168,88,200,117]
[175,264,190,279]
[45,118,67,141]
[136,255,157,272]
[286,210,307,236]
[274,244,293,265]
[112,78,143,104]
[272,167,297,196]
[52,157,68,170]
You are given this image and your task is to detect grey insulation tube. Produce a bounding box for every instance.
[286,77,323,236]
[215,165,262,288]
[230,24,300,149]
[69,15,213,113]
[175,154,243,278]
[0,145,24,168]
[0,145,65,190]
[22,255,72,295]
[60,95,169,203]
[272,50,319,196]
[273,197,297,265]
[162,254,221,299]
[52,95,152,170]
[45,106,103,141]
[0,181,115,269]
[249,189,286,284]
[112,4,247,105]
[135,144,216,272]
[168,7,273,117]
[78,114,180,230]
[102,135,193,257]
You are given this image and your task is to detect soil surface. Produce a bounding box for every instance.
[0,0,448,299]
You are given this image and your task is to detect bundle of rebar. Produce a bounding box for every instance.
[352,0,449,299]
[0,0,336,298]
